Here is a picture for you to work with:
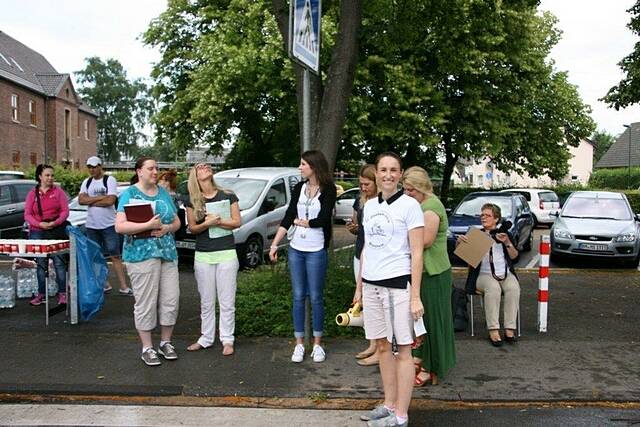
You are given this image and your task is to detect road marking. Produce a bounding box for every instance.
[525,254,540,269]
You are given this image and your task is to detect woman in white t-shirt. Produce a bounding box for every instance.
[269,150,336,364]
[353,152,425,427]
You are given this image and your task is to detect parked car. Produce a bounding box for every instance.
[446,191,535,258]
[333,187,360,223]
[500,188,560,227]
[550,191,640,266]
[67,184,130,232]
[175,167,302,268]
[0,171,25,181]
[0,179,37,238]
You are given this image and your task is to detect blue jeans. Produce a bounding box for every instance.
[30,230,67,294]
[287,247,328,338]
[86,226,122,257]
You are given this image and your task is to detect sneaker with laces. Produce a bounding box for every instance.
[57,292,67,305]
[141,348,161,366]
[158,342,178,360]
[291,344,305,363]
[360,405,395,422]
[367,413,406,427]
[311,344,325,362]
[29,293,45,306]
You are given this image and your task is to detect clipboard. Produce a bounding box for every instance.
[453,227,494,268]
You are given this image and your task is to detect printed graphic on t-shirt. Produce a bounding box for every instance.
[366,210,394,249]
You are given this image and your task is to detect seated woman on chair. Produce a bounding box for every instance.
[457,203,520,347]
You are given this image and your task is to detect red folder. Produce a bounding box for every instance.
[124,203,154,239]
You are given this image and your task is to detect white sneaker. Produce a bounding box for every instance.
[291,344,305,363]
[311,344,325,362]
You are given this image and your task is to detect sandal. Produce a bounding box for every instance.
[355,348,376,359]
[222,344,234,356]
[187,342,206,352]
[414,367,431,387]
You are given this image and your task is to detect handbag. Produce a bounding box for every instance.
[35,186,70,239]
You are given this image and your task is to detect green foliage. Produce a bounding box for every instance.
[591,130,616,164]
[75,57,153,161]
[335,180,357,191]
[603,2,640,108]
[235,249,362,337]
[589,167,640,190]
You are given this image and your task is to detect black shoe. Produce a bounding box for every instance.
[504,334,517,343]
[489,337,504,347]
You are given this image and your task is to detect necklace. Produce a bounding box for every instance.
[300,183,320,239]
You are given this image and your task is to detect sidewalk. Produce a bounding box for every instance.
[1,268,639,405]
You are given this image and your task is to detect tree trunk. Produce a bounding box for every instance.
[272,0,363,170]
[440,137,457,204]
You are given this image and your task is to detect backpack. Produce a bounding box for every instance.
[451,286,469,332]
[86,176,117,207]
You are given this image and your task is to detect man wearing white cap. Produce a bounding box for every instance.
[79,156,131,295]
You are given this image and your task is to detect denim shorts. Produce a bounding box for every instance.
[86,226,122,257]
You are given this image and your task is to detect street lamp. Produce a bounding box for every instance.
[624,124,631,189]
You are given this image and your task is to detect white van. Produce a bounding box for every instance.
[175,167,301,268]
[500,188,560,226]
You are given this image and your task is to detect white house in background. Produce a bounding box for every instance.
[452,138,594,188]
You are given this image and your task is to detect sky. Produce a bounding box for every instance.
[1,0,639,137]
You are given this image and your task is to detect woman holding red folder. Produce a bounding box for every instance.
[115,157,181,367]
[184,163,241,356]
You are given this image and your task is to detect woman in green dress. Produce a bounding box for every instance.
[402,166,456,386]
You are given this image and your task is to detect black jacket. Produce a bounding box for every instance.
[280,181,336,250]
[464,230,519,295]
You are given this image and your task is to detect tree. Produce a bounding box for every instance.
[75,57,152,161]
[144,0,362,170]
[591,130,616,164]
[603,2,640,108]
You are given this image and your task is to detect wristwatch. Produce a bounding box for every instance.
[505,243,513,248]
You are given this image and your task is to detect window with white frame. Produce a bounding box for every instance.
[29,100,36,126]
[11,94,18,122]
[84,119,89,140]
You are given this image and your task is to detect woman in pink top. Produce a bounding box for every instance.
[24,164,69,306]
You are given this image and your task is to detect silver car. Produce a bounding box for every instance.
[550,191,640,266]
[175,167,301,268]
[333,187,359,223]
[67,184,130,232]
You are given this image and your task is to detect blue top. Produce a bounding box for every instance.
[117,185,178,263]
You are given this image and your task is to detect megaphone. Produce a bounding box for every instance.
[335,302,363,327]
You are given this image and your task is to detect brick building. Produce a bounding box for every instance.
[0,30,97,169]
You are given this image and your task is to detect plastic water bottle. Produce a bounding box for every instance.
[47,260,57,297]
[0,275,16,309]
[16,269,37,298]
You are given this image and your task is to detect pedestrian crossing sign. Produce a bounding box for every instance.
[289,0,321,73]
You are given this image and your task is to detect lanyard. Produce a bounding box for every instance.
[489,245,508,281]
[304,184,319,219]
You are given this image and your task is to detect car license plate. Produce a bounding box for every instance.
[579,243,607,251]
[175,240,195,250]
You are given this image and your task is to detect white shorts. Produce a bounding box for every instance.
[362,283,414,345]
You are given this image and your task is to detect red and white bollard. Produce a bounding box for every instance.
[537,235,550,332]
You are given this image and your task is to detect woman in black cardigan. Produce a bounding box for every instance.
[269,150,336,363]
[458,203,520,347]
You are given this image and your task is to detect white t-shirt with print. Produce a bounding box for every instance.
[361,192,424,281]
[80,175,118,229]
[290,183,324,252]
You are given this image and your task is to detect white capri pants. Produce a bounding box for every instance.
[362,283,414,346]
[125,258,180,331]
[193,258,240,347]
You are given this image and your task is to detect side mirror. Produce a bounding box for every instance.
[445,208,452,215]
[635,213,640,221]
[549,210,559,218]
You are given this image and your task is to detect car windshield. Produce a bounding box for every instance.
[215,177,268,210]
[562,197,632,220]
[454,196,513,218]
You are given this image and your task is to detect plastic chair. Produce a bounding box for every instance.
[469,291,521,337]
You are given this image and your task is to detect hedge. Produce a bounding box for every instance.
[234,248,362,337]
[589,167,640,190]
